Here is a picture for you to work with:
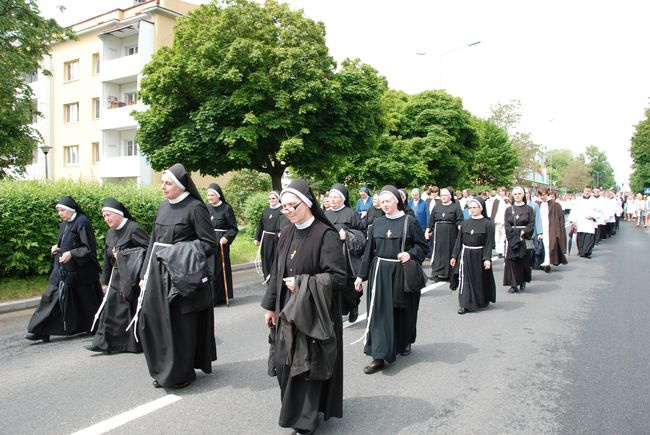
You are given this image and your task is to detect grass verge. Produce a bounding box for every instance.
[0,275,49,302]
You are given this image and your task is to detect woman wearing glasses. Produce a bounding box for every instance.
[450,198,496,314]
[503,186,535,293]
[261,180,346,435]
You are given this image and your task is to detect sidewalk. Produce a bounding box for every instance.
[0,262,256,315]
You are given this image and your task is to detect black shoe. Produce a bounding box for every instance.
[25,333,49,342]
[508,286,518,293]
[544,265,551,273]
[498,254,504,258]
[457,307,467,315]
[85,345,108,353]
[170,379,193,389]
[520,282,526,291]
[584,254,592,259]
[291,430,315,435]
[348,306,358,323]
[363,359,385,374]
[400,344,412,356]
[153,380,162,388]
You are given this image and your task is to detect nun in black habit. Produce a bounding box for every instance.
[324,183,365,322]
[425,187,464,282]
[136,163,218,389]
[26,196,103,342]
[354,186,428,374]
[503,186,535,293]
[206,183,238,305]
[261,180,346,434]
[254,190,288,284]
[450,198,496,314]
[87,198,149,354]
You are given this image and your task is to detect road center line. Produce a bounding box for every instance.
[70,394,182,435]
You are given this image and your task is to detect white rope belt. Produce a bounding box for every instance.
[459,245,484,295]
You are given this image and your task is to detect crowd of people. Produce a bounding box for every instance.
[23,164,641,434]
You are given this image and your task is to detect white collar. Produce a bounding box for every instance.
[116,218,128,230]
[68,213,77,222]
[270,203,282,209]
[295,216,315,229]
[471,215,483,220]
[330,205,345,212]
[211,200,223,207]
[386,211,405,219]
[514,201,525,206]
[169,191,190,204]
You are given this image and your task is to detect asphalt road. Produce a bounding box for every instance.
[0,222,648,434]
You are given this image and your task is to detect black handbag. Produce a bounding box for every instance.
[400,216,427,293]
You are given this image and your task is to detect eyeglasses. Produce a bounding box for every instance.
[468,206,480,209]
[281,201,303,213]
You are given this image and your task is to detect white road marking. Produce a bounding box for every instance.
[71,394,182,435]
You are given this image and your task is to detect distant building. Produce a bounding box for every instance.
[25,0,197,185]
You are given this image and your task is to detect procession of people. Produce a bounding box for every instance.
[23,163,637,434]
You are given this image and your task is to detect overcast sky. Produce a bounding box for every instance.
[40,0,650,188]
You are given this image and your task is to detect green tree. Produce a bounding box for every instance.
[544,148,574,188]
[488,99,522,136]
[469,118,517,189]
[630,107,650,192]
[134,0,386,190]
[0,1,72,177]
[582,145,615,189]
[561,158,592,192]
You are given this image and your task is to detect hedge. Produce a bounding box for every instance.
[0,180,274,278]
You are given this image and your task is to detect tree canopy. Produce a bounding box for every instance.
[0,0,71,178]
[630,107,650,192]
[468,118,517,189]
[134,0,386,190]
[582,145,615,189]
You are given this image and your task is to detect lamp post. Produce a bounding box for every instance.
[416,40,481,89]
[39,144,52,180]
[593,170,603,188]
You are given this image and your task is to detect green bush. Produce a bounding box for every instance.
[243,191,271,231]
[225,170,272,223]
[0,180,161,278]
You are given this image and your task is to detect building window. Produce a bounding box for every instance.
[26,70,38,84]
[64,102,79,124]
[92,97,100,119]
[92,142,100,163]
[125,45,138,56]
[64,59,79,82]
[64,145,79,166]
[32,99,38,123]
[92,53,100,75]
[124,92,137,106]
[123,139,138,156]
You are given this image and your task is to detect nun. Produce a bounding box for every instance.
[87,198,149,354]
[425,187,464,283]
[450,198,496,314]
[261,179,346,434]
[354,186,428,374]
[26,196,103,342]
[503,186,535,293]
[324,183,365,322]
[254,190,289,284]
[137,163,218,389]
[206,183,238,305]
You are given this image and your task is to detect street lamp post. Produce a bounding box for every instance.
[593,170,603,188]
[39,144,52,180]
[416,40,481,89]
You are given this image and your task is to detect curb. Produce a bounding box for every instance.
[0,262,257,316]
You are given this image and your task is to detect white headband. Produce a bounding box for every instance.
[56,204,75,212]
[101,207,124,216]
[164,170,185,190]
[207,188,220,198]
[329,189,345,200]
[379,190,399,204]
[512,187,525,195]
[467,198,483,210]
[280,187,313,208]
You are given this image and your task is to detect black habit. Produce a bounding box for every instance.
[27,213,103,337]
[261,219,346,432]
[138,195,218,388]
[427,202,464,280]
[503,204,535,288]
[91,219,149,353]
[452,217,496,310]
[357,214,428,362]
[255,205,289,282]
[208,201,238,305]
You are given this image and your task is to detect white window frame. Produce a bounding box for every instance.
[92,142,100,163]
[124,91,137,106]
[64,59,79,82]
[92,53,100,75]
[64,145,79,166]
[123,139,138,157]
[125,45,138,56]
[32,99,38,124]
[92,97,100,120]
[64,102,79,124]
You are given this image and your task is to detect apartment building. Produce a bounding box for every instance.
[26,0,196,184]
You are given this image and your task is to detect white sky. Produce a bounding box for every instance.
[39,0,650,187]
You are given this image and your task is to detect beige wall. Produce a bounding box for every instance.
[51,32,101,180]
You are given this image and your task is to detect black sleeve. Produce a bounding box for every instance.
[319,229,347,292]
[69,218,96,262]
[140,214,158,280]
[483,221,495,261]
[101,243,112,285]
[452,225,463,259]
[524,205,535,239]
[406,217,428,263]
[356,223,375,280]
[192,204,219,258]
[131,223,150,249]
[255,210,264,242]
[426,206,435,231]
[455,204,464,227]
[504,206,514,237]
[224,205,239,243]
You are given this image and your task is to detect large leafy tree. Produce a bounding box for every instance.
[561,158,592,192]
[469,118,517,189]
[630,107,650,192]
[134,0,386,190]
[544,148,574,189]
[0,1,71,178]
[582,145,615,189]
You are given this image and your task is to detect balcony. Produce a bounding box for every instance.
[99,102,143,131]
[100,54,140,84]
[98,155,141,179]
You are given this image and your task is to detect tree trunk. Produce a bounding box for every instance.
[269,167,285,191]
